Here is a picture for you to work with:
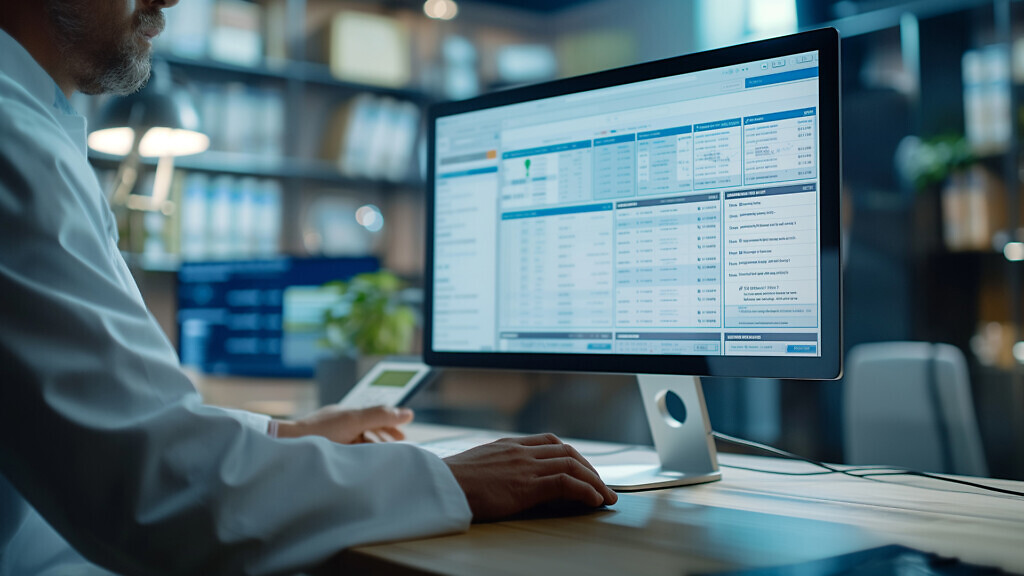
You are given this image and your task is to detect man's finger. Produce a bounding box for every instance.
[377,426,406,441]
[529,473,605,509]
[511,433,563,447]
[535,455,618,504]
[354,406,414,429]
[534,456,604,490]
[365,427,405,442]
[528,443,601,476]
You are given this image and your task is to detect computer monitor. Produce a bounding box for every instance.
[177,256,378,377]
[424,29,841,489]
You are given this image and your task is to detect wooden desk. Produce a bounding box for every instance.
[341,424,1024,575]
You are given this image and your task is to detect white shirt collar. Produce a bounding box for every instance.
[0,28,87,156]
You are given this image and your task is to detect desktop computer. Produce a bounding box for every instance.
[424,28,842,490]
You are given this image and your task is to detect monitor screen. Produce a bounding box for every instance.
[177,257,378,377]
[425,29,841,379]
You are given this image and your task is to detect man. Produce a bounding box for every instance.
[0,0,617,574]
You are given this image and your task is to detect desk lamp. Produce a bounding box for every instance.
[88,60,208,212]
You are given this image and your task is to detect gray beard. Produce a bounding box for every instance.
[46,0,155,95]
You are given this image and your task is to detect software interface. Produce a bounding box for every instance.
[177,257,378,376]
[433,51,821,357]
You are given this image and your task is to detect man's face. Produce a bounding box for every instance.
[46,0,165,95]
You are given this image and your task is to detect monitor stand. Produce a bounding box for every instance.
[597,374,721,491]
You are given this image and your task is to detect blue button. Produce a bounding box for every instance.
[787,344,817,353]
[588,343,612,351]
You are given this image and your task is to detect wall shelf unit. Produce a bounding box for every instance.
[159,53,430,102]
[89,150,423,189]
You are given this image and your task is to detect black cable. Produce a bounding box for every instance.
[856,470,1024,498]
[713,431,850,474]
[712,431,1024,498]
[719,463,900,476]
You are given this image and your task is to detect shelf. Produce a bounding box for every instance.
[121,251,181,272]
[815,0,1016,37]
[89,150,424,189]
[158,53,430,102]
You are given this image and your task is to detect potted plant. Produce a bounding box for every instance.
[897,135,999,251]
[314,270,417,405]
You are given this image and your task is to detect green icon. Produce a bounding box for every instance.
[524,158,531,179]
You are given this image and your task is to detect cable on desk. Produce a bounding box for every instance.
[855,470,1024,498]
[718,463,898,476]
[712,431,1024,498]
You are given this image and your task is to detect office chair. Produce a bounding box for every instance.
[843,342,988,477]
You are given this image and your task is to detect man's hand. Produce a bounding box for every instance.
[443,434,618,521]
[275,405,414,444]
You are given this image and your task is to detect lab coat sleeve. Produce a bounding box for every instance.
[0,95,471,575]
[217,407,273,435]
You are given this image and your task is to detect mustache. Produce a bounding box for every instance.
[135,9,165,33]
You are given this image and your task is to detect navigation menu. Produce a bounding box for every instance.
[433,167,500,351]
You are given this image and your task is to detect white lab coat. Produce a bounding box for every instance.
[0,29,470,576]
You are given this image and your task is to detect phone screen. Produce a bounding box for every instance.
[370,370,419,388]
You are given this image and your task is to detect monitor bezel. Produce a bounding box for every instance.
[424,28,842,380]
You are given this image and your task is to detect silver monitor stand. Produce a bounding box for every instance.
[599,375,721,491]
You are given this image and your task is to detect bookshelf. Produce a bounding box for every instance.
[819,0,1012,37]
[87,0,433,274]
[810,0,1024,478]
[158,53,429,102]
[89,149,421,188]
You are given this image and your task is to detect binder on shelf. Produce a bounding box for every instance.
[155,0,212,58]
[156,0,263,67]
[386,100,421,183]
[311,11,412,89]
[209,0,264,67]
[181,173,209,261]
[257,180,283,257]
[364,97,398,179]
[209,175,234,260]
[195,82,285,158]
[236,177,259,259]
[177,173,281,261]
[962,45,1011,155]
[264,0,289,62]
[321,94,420,182]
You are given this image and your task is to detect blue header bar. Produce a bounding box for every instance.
[503,140,592,159]
[744,107,817,125]
[726,333,817,342]
[502,202,613,221]
[637,125,693,141]
[695,118,741,132]
[439,166,498,179]
[724,183,816,200]
[745,67,818,89]
[594,134,636,146]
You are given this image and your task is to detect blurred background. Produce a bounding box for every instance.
[79,0,1024,480]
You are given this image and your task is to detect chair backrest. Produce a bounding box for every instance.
[844,342,988,477]
[0,472,27,557]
